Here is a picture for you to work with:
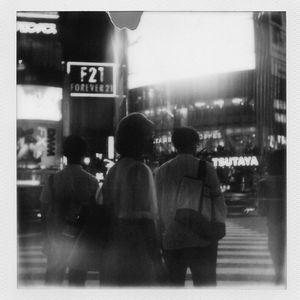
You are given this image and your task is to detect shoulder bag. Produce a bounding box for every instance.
[175,160,225,241]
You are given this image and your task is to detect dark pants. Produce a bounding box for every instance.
[44,234,88,286]
[163,243,218,286]
[45,254,87,286]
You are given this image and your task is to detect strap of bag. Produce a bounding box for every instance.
[198,160,217,222]
[198,160,206,213]
[210,193,217,222]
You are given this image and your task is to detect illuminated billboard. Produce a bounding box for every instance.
[128,12,255,88]
[66,62,117,97]
[17,120,62,169]
[17,85,62,121]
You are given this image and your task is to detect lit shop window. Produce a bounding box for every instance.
[17,85,62,121]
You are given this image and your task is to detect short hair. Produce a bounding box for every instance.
[172,127,200,152]
[63,135,87,162]
[115,113,154,158]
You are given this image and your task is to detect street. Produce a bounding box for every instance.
[17,216,280,288]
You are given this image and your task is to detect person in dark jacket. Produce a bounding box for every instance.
[259,148,286,285]
[40,135,99,286]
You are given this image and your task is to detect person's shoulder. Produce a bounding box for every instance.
[202,159,214,169]
[130,160,152,176]
[80,168,98,183]
[158,157,177,171]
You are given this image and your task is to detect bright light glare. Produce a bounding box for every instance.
[128,12,255,88]
[108,136,114,159]
[17,85,62,121]
[17,12,59,19]
[232,97,243,105]
[195,102,206,108]
[83,157,91,165]
[17,180,41,186]
[213,99,224,108]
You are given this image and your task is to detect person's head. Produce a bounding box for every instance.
[63,135,87,164]
[267,148,286,176]
[115,113,154,159]
[172,127,200,155]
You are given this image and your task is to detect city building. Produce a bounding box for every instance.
[127,12,286,214]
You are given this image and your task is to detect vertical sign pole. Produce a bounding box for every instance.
[62,62,71,137]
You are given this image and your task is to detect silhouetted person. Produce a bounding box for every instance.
[259,148,286,285]
[98,113,162,286]
[156,127,227,286]
[40,135,98,286]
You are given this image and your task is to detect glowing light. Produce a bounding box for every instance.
[213,99,224,108]
[17,21,57,34]
[83,157,91,165]
[128,12,255,88]
[96,173,104,181]
[17,85,62,121]
[179,107,188,115]
[96,153,103,159]
[17,12,59,19]
[17,180,41,186]
[232,98,243,105]
[108,136,114,159]
[104,159,115,170]
[195,102,206,108]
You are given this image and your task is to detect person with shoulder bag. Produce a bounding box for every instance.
[40,135,99,286]
[155,127,227,286]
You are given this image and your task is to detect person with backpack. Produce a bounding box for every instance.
[40,135,99,286]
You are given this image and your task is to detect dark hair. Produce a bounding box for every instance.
[172,127,200,153]
[267,148,286,176]
[63,135,87,163]
[115,113,154,158]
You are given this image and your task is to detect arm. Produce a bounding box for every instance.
[128,163,161,259]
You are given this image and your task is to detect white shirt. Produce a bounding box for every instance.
[102,158,158,220]
[155,154,227,250]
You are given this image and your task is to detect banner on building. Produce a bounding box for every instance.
[17,120,62,168]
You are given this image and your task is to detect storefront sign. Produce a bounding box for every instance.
[17,21,57,35]
[198,130,222,140]
[67,62,116,97]
[212,156,259,168]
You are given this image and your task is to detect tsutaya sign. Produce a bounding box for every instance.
[212,156,259,168]
[67,62,117,97]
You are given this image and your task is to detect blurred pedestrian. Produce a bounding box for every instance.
[99,113,164,286]
[258,148,286,285]
[156,127,227,286]
[40,135,99,286]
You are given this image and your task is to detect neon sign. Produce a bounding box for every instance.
[212,156,259,168]
[17,21,57,35]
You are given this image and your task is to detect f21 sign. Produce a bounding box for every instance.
[67,62,117,97]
